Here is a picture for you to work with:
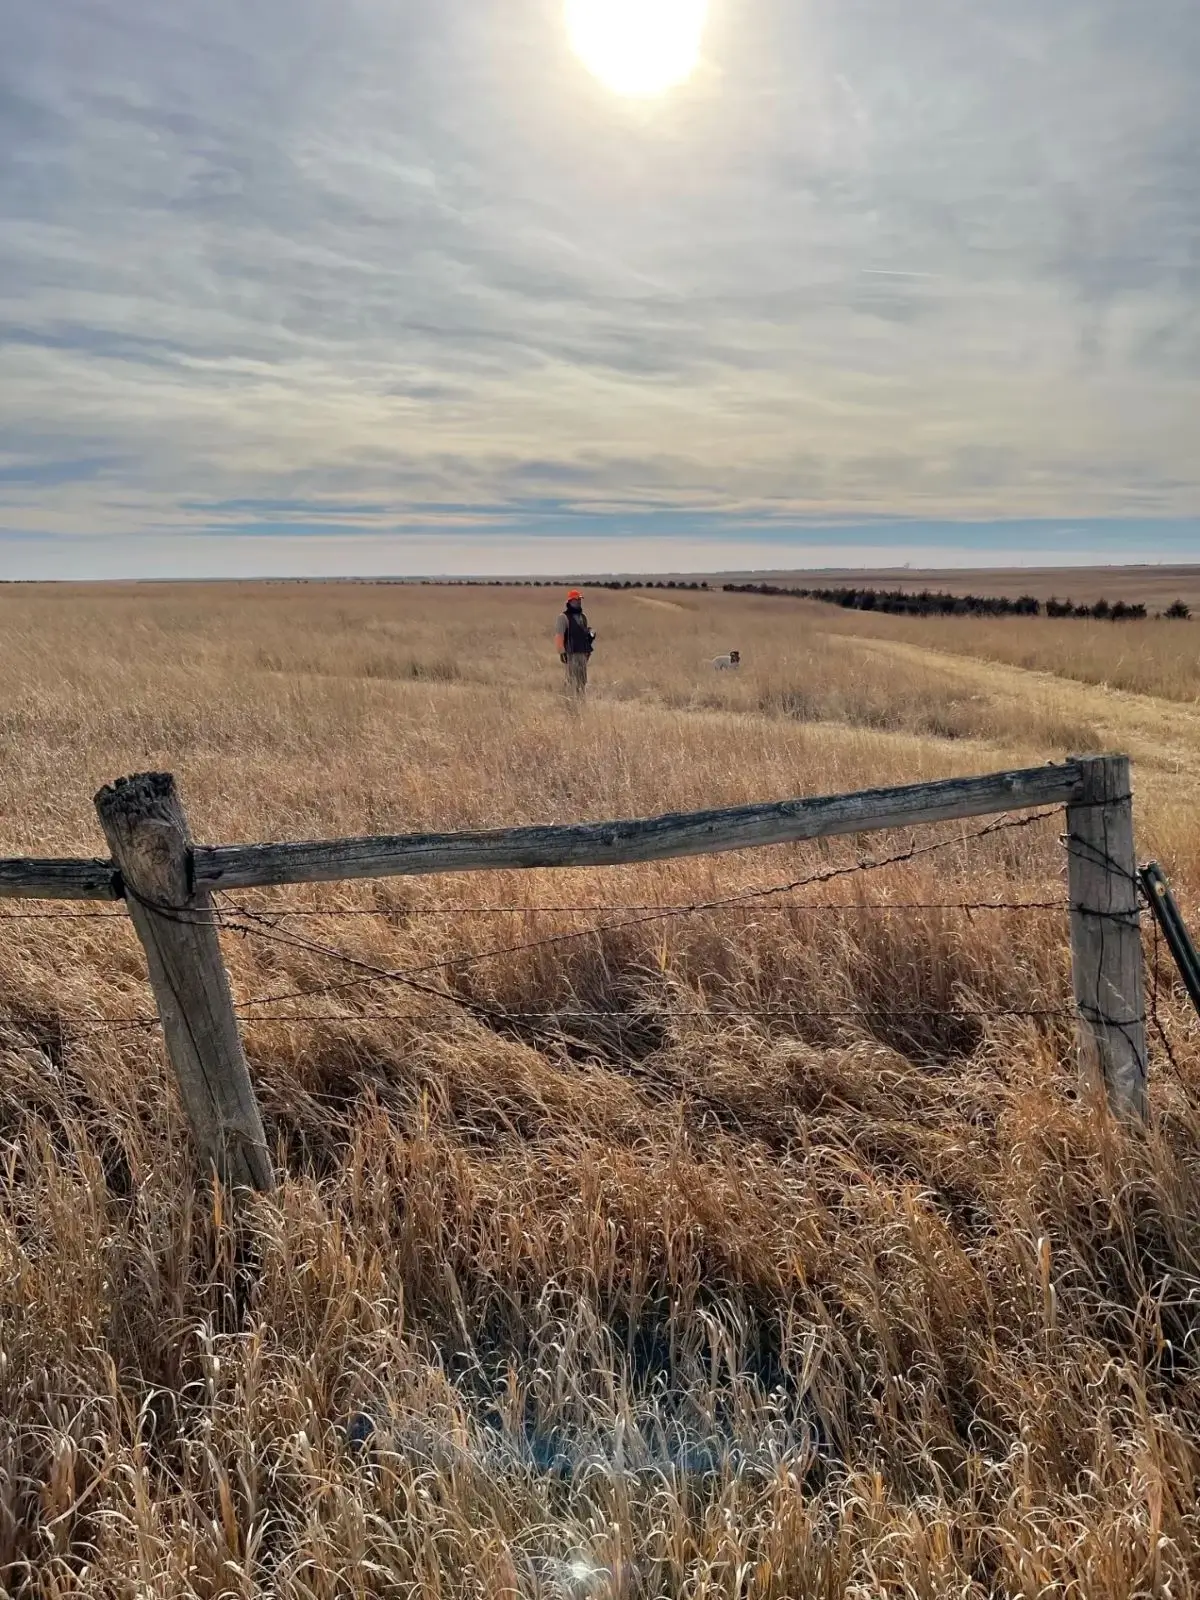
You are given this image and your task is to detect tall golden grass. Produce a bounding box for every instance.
[1,582,1198,1597]
[820,602,1200,706]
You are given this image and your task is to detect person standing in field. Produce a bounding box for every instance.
[555,588,595,695]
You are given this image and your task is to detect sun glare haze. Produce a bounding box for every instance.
[565,0,708,97]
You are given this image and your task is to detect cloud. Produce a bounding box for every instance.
[1,0,1198,573]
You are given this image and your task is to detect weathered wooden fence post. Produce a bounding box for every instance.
[95,772,274,1190]
[1066,755,1147,1121]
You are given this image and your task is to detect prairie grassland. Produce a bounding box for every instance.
[1,582,1199,1598]
[805,601,1200,706]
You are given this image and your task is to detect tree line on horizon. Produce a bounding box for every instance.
[720,581,1192,621]
[435,576,1191,620]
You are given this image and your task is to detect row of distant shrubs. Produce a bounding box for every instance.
[721,582,1192,621]
[436,577,1191,620]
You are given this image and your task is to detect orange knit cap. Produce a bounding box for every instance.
[567,589,582,601]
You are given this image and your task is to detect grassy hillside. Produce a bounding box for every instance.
[1,583,1198,1597]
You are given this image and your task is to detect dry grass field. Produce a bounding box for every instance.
[2,581,1199,1598]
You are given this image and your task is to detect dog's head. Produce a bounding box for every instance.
[729,650,741,665]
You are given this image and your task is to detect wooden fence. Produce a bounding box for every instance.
[1,755,1147,1191]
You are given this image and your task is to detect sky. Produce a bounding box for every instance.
[1,0,1198,579]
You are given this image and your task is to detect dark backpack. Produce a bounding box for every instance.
[565,608,593,655]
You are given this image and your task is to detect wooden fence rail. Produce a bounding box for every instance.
[0,858,121,901]
[194,761,1088,891]
[0,755,1148,1192]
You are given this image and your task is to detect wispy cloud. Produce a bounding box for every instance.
[1,0,1197,573]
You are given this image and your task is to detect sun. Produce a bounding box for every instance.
[565,0,708,98]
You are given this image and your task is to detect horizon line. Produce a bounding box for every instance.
[4,559,1200,586]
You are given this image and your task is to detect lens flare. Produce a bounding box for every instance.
[557,1555,609,1594]
[565,0,708,97]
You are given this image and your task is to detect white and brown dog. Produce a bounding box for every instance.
[712,650,741,670]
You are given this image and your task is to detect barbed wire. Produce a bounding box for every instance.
[219,808,1064,1016]
[1064,833,1142,887]
[180,898,1074,919]
[0,897,1068,923]
[235,1004,1073,1028]
[0,806,1081,1047]
[6,807,1196,1097]
[0,1011,158,1037]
